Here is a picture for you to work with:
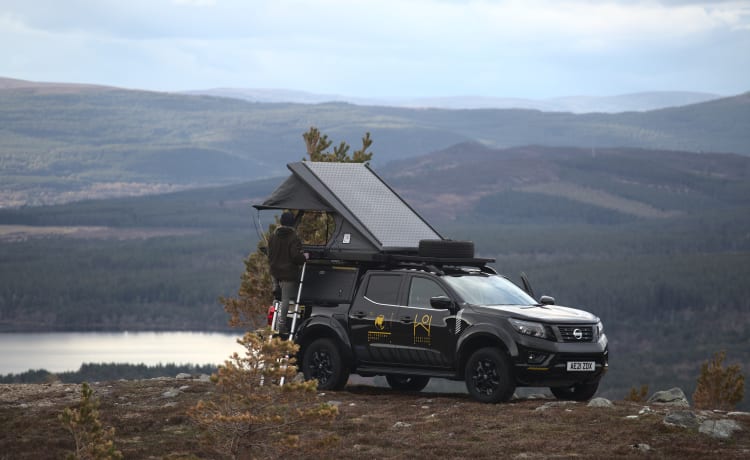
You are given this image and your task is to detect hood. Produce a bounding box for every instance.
[472,304,598,323]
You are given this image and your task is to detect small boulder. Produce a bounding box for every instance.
[587,397,614,408]
[664,410,700,429]
[699,419,742,439]
[175,373,192,379]
[535,401,577,412]
[162,388,181,398]
[647,388,690,407]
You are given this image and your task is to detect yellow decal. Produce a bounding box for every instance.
[375,315,385,330]
[368,331,391,343]
[413,314,432,345]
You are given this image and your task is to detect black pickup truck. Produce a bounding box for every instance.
[286,248,608,403]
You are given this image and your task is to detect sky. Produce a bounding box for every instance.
[1,0,749,99]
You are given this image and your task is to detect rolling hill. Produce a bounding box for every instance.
[183,87,723,113]
[1,77,748,207]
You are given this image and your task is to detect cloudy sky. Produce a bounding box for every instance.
[1,0,748,98]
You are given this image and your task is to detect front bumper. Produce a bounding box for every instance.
[512,334,609,387]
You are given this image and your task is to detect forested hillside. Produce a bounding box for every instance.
[1,143,748,407]
[1,78,748,206]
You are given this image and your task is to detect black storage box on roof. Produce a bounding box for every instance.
[254,162,444,261]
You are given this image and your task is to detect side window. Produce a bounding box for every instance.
[364,274,401,305]
[408,277,448,308]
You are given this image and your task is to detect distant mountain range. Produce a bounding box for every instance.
[182,88,723,114]
[1,76,748,207]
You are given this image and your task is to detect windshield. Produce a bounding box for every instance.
[442,274,537,306]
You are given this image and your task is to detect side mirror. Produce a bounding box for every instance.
[430,295,454,310]
[539,295,555,305]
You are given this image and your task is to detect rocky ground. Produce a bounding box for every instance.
[1,377,748,459]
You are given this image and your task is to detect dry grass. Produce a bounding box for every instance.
[1,379,748,459]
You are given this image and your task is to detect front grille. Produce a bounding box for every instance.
[557,325,594,342]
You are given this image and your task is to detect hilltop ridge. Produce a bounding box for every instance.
[1,377,748,459]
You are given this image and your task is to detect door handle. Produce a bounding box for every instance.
[400,316,412,323]
[353,311,367,319]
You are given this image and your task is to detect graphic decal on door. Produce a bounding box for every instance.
[413,314,432,345]
[368,313,392,343]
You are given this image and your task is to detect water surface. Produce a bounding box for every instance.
[0,331,242,375]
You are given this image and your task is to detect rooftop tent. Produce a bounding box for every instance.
[254,162,443,259]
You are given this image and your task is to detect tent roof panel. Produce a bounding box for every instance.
[303,162,441,248]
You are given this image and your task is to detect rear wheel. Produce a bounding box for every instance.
[550,382,599,401]
[385,374,430,392]
[464,347,515,403]
[302,338,349,390]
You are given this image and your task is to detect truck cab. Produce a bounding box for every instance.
[292,257,608,403]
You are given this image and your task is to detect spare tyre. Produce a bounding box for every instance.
[418,239,474,258]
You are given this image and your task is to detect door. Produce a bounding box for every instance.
[348,273,403,364]
[392,275,456,368]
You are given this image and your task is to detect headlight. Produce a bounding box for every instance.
[596,320,604,338]
[509,318,548,339]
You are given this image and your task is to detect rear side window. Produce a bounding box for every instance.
[364,274,401,305]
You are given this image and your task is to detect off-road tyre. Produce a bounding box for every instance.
[302,338,349,390]
[464,347,515,403]
[385,374,431,392]
[418,239,474,259]
[550,381,599,401]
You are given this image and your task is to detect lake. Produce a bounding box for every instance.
[0,331,244,375]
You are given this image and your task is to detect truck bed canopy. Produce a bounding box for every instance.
[254,162,443,260]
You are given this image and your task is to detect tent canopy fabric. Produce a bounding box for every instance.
[254,162,443,258]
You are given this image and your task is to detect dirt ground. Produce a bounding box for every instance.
[1,378,748,459]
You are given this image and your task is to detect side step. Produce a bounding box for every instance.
[354,365,458,380]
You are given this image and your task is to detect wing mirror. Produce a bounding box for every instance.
[539,295,556,305]
[430,295,454,310]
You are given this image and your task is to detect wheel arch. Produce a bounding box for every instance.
[457,327,518,375]
[296,318,353,365]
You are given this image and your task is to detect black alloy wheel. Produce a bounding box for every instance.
[464,347,515,403]
[302,338,349,390]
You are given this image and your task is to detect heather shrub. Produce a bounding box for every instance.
[624,384,649,403]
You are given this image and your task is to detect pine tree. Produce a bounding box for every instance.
[220,127,374,329]
[187,331,338,458]
[692,350,745,410]
[59,382,122,460]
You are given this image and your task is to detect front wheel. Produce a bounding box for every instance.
[464,347,515,403]
[385,374,430,392]
[550,382,599,401]
[301,338,349,390]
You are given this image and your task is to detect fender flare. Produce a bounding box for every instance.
[456,323,519,368]
[296,316,354,364]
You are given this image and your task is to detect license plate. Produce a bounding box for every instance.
[567,361,595,371]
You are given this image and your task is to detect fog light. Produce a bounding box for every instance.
[527,352,547,365]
